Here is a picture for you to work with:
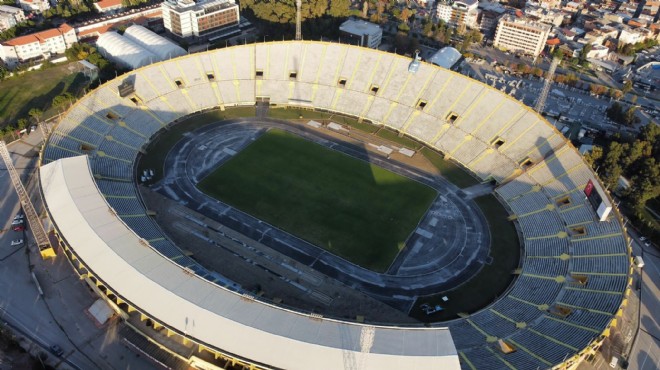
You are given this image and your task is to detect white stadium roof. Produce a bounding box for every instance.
[40,155,461,370]
[96,31,158,70]
[123,25,186,61]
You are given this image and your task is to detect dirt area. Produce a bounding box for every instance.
[140,188,417,324]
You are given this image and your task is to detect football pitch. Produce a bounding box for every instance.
[197,129,437,272]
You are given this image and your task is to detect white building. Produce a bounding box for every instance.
[0,5,25,31]
[16,0,50,13]
[0,23,76,67]
[525,5,564,27]
[435,0,478,28]
[162,0,240,39]
[618,26,648,45]
[339,18,382,49]
[493,14,551,57]
[96,32,158,70]
[123,25,186,60]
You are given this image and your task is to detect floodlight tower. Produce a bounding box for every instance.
[0,141,54,258]
[534,57,560,114]
[295,0,302,41]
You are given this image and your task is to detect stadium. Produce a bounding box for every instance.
[38,41,632,369]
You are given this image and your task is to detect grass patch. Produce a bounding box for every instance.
[412,194,520,321]
[333,115,379,133]
[197,129,437,272]
[138,107,256,182]
[420,147,480,188]
[267,107,332,120]
[0,63,88,126]
[376,128,423,150]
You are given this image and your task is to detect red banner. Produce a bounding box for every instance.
[584,179,594,197]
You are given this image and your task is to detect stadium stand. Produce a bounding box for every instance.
[40,41,630,370]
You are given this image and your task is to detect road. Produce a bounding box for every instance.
[0,131,156,370]
[628,232,660,370]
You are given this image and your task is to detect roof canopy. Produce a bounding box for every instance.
[123,25,186,61]
[40,155,460,370]
[96,31,158,70]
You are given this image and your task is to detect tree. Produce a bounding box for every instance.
[622,80,633,95]
[28,108,43,123]
[52,92,75,110]
[584,145,603,166]
[16,118,28,130]
[578,43,591,65]
[328,0,350,17]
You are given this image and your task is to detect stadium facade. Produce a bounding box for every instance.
[39,41,632,370]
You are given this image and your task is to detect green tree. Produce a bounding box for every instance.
[328,0,351,17]
[622,80,633,95]
[28,108,43,123]
[16,118,28,130]
[628,158,660,209]
[52,92,75,110]
[584,145,603,166]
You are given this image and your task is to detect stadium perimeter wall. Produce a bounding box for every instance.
[38,41,632,370]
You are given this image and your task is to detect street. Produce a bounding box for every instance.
[0,131,156,370]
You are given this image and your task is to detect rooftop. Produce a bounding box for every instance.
[162,0,236,12]
[339,18,382,36]
[95,0,123,9]
[501,14,553,31]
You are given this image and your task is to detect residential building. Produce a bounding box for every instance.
[493,14,551,57]
[17,0,50,13]
[339,18,382,49]
[435,0,479,29]
[0,23,76,67]
[162,0,240,39]
[93,0,124,13]
[619,26,648,44]
[525,5,564,27]
[477,1,506,36]
[0,5,25,31]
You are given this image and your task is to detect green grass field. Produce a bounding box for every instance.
[420,147,480,188]
[197,129,437,272]
[0,63,87,126]
[138,107,256,183]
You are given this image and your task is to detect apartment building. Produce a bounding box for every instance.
[162,0,239,39]
[0,5,25,31]
[0,23,76,67]
[493,14,551,57]
[436,0,479,29]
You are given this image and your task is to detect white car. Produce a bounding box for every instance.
[11,239,23,246]
[11,219,24,225]
[13,214,24,220]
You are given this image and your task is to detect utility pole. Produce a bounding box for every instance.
[295,0,302,41]
[534,57,559,114]
[0,141,54,258]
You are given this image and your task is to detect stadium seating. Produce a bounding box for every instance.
[41,41,629,370]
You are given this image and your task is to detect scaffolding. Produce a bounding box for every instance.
[534,57,560,114]
[0,141,54,258]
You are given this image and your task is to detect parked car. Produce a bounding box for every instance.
[11,219,24,225]
[13,214,25,220]
[12,225,25,232]
[10,239,23,246]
